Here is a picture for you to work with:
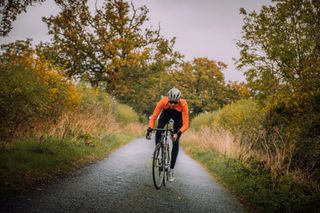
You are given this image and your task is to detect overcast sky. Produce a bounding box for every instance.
[0,0,271,82]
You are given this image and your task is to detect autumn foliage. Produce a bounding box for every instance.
[0,0,319,210]
[0,40,81,142]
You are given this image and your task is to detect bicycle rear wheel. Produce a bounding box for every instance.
[152,143,164,189]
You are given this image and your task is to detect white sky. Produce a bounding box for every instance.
[0,0,271,82]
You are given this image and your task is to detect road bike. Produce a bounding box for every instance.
[148,124,173,190]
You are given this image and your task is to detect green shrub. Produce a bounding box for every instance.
[213,99,262,133]
[0,66,49,141]
[112,103,139,124]
[263,95,320,183]
[79,86,112,113]
[0,41,81,143]
[190,111,216,130]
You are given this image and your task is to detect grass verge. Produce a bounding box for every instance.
[181,140,320,213]
[0,133,138,195]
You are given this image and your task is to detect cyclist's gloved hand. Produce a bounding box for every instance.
[172,130,182,142]
[146,127,152,140]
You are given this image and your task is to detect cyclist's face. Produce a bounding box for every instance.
[169,100,179,107]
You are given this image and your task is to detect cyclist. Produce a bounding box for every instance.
[146,87,189,182]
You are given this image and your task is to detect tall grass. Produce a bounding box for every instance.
[189,99,295,178]
[11,87,143,143]
[184,127,299,180]
[185,127,244,159]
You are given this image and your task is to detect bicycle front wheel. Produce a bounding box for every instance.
[162,145,170,187]
[152,143,164,189]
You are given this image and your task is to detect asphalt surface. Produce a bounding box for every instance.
[0,137,246,213]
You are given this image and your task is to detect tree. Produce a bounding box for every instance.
[225,81,251,102]
[237,0,320,98]
[171,57,228,116]
[40,0,181,115]
[0,0,43,36]
[0,0,81,36]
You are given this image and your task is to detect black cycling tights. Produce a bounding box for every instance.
[170,140,179,169]
[155,108,182,169]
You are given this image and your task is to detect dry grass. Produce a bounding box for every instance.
[122,122,145,136]
[184,127,252,160]
[185,126,283,164]
[39,109,117,139]
[184,127,320,191]
[13,106,144,142]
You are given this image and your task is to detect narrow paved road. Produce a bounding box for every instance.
[1,137,246,213]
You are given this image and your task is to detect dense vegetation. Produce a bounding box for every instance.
[183,0,320,211]
[237,0,320,183]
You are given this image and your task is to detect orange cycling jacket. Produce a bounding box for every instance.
[148,96,189,133]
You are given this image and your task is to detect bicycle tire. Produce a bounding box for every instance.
[152,143,164,189]
[162,144,170,186]
[162,148,167,187]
